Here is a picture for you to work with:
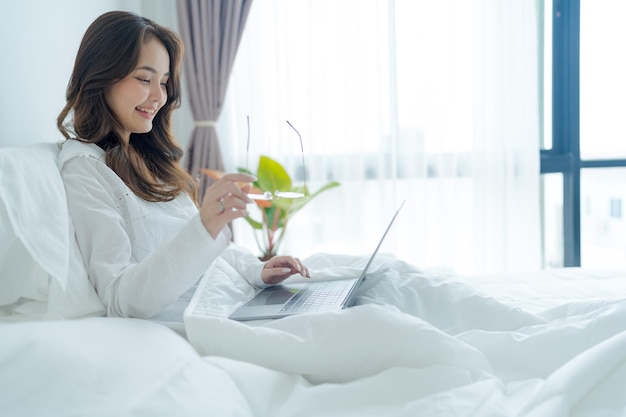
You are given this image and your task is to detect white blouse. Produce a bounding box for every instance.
[58,140,266,322]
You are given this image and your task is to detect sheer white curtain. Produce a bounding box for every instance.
[217,0,541,275]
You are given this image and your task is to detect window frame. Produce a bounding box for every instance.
[542,0,626,266]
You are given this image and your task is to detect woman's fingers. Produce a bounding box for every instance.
[212,173,255,202]
[262,256,311,284]
[199,173,256,238]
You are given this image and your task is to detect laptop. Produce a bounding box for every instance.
[228,200,406,321]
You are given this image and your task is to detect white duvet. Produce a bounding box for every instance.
[3,254,626,416]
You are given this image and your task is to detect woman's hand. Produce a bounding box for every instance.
[199,173,255,238]
[262,256,311,285]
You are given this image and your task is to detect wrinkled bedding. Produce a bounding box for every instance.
[3,253,626,416]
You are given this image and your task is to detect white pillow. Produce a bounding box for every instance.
[0,318,251,416]
[0,142,104,319]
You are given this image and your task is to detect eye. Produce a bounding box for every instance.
[136,77,150,84]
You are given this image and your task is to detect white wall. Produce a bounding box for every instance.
[0,0,193,149]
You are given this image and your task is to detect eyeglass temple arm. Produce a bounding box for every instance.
[286,120,306,194]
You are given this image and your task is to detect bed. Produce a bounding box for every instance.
[2,143,626,416]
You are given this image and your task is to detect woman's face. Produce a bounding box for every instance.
[106,38,170,142]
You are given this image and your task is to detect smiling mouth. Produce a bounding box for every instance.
[135,106,156,117]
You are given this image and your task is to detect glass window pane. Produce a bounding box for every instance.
[542,173,563,267]
[580,0,626,159]
[581,168,626,267]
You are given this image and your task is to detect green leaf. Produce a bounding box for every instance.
[244,216,263,230]
[236,154,341,257]
[256,155,292,194]
[289,181,341,215]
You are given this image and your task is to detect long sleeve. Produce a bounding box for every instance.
[221,242,270,288]
[59,142,230,319]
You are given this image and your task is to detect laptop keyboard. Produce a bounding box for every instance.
[279,280,350,313]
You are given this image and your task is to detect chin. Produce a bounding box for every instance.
[134,124,154,134]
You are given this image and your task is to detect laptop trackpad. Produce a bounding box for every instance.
[246,286,298,306]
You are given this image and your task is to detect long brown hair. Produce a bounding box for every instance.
[57,11,197,203]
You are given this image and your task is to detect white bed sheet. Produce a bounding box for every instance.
[3,254,626,416]
[184,253,626,416]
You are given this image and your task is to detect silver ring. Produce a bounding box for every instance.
[218,199,225,213]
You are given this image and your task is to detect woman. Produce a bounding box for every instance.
[57,11,309,324]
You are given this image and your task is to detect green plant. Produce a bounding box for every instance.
[239,155,340,260]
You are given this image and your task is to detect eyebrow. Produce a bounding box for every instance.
[135,65,170,76]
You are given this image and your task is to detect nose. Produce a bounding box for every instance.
[150,82,166,105]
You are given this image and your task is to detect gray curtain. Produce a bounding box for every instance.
[176,0,253,200]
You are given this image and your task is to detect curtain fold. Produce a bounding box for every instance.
[220,0,541,275]
[176,0,253,199]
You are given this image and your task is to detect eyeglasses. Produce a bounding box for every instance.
[245,116,307,201]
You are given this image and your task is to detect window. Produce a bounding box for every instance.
[543,0,626,268]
